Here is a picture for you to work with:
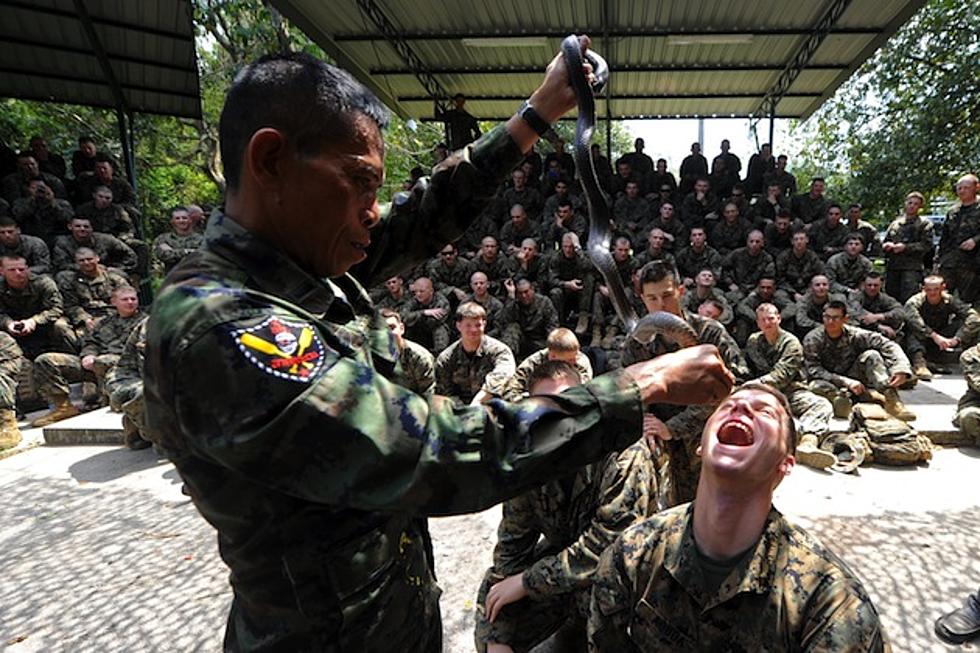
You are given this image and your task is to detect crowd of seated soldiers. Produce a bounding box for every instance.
[0,135,204,451]
[370,135,980,458]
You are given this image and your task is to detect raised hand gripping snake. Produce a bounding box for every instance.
[559,35,698,349]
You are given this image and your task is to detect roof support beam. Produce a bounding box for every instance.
[398,92,823,101]
[420,114,802,122]
[752,0,854,120]
[353,0,452,113]
[334,27,883,42]
[373,63,849,75]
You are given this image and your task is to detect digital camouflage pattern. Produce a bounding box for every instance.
[708,217,752,256]
[937,201,980,301]
[954,344,980,444]
[722,247,775,297]
[0,273,75,358]
[803,325,912,390]
[0,233,51,276]
[808,218,849,260]
[776,248,825,297]
[474,439,658,651]
[904,291,980,355]
[152,231,204,275]
[589,504,888,652]
[75,202,135,238]
[56,265,131,330]
[11,197,73,245]
[882,214,933,271]
[792,291,847,338]
[425,255,473,298]
[674,244,722,283]
[400,291,452,354]
[0,331,23,410]
[52,232,137,275]
[106,316,149,438]
[502,348,593,401]
[681,287,733,326]
[434,335,515,405]
[394,338,435,398]
[143,125,646,652]
[501,294,560,359]
[848,289,906,332]
[622,313,748,505]
[826,252,873,294]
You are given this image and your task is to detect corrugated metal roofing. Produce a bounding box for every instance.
[0,0,202,119]
[272,0,926,121]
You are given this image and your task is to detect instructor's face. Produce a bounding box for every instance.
[280,114,384,278]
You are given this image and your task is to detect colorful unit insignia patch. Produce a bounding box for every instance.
[232,317,325,382]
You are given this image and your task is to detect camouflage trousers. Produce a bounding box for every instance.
[108,380,146,441]
[33,353,119,402]
[906,320,979,359]
[405,321,451,354]
[787,387,833,439]
[940,259,979,304]
[549,283,593,324]
[809,350,890,398]
[0,370,16,411]
[474,565,586,653]
[501,326,548,361]
[13,318,77,359]
[953,406,980,446]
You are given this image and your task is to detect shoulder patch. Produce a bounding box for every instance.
[232,317,326,382]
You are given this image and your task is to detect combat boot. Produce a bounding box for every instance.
[882,388,916,422]
[590,324,603,348]
[832,391,852,419]
[574,312,590,336]
[912,352,933,381]
[795,433,836,470]
[0,409,22,450]
[30,399,80,428]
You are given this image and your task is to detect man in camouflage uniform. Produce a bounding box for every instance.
[466,271,505,337]
[952,343,980,446]
[644,200,686,253]
[846,203,881,257]
[675,226,722,286]
[709,202,752,256]
[105,315,152,450]
[882,191,933,303]
[498,204,539,256]
[435,302,515,406]
[501,277,560,360]
[622,260,748,507]
[904,275,980,377]
[633,228,677,270]
[745,303,835,468]
[379,308,435,398]
[589,384,887,651]
[2,151,67,204]
[826,233,873,294]
[681,268,733,328]
[500,169,543,221]
[721,230,775,303]
[475,361,659,653]
[509,238,546,287]
[372,274,409,311]
[807,203,850,260]
[471,236,515,294]
[426,242,474,305]
[0,216,50,275]
[591,236,637,346]
[11,177,73,247]
[75,185,136,239]
[53,216,137,276]
[0,255,75,359]
[33,286,142,427]
[400,276,452,354]
[848,271,905,342]
[791,274,845,339]
[734,276,793,346]
[790,176,830,225]
[541,178,583,219]
[776,229,824,302]
[539,200,587,253]
[762,208,796,258]
[547,232,594,335]
[611,179,650,245]
[77,155,136,210]
[152,206,204,276]
[142,51,734,652]
[937,174,980,302]
[56,247,131,339]
[804,299,915,421]
[0,331,24,450]
[501,327,593,401]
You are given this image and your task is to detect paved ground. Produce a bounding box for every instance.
[1,376,978,652]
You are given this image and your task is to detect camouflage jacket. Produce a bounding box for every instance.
[612,195,651,232]
[434,335,515,405]
[153,231,204,274]
[540,213,589,253]
[53,232,137,274]
[957,344,980,414]
[675,245,722,282]
[722,247,775,293]
[144,125,645,651]
[546,250,594,291]
[399,292,451,330]
[790,192,830,225]
[745,329,806,393]
[589,504,887,651]
[776,248,824,296]
[56,265,131,328]
[497,219,540,252]
[394,338,435,398]
[466,292,504,336]
[737,290,793,324]
[633,248,676,270]
[80,310,144,358]
[512,440,659,603]
[11,197,73,244]
[0,330,24,379]
[424,255,473,294]
[826,252,873,294]
[501,186,544,219]
[0,234,51,276]
[808,218,849,259]
[794,291,846,335]
[106,316,148,413]
[75,201,135,238]
[904,291,980,342]
[803,325,912,387]
[645,216,687,252]
[470,253,515,288]
[501,294,559,341]
[937,201,980,266]
[681,287,734,325]
[502,348,594,401]
[709,218,752,256]
[883,215,933,271]
[0,274,63,327]
[847,290,905,330]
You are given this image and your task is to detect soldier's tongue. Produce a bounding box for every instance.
[717,420,754,446]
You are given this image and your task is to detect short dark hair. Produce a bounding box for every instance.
[825,299,848,315]
[811,177,825,185]
[0,216,17,228]
[219,52,389,190]
[78,135,95,145]
[865,270,883,281]
[94,153,114,165]
[776,208,792,219]
[528,360,581,393]
[639,259,680,286]
[845,232,865,246]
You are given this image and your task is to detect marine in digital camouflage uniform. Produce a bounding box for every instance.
[776,231,825,301]
[434,303,515,406]
[953,343,980,445]
[474,361,658,652]
[936,175,980,302]
[501,330,594,402]
[105,315,151,448]
[152,207,204,276]
[400,276,452,354]
[56,249,130,337]
[904,278,980,363]
[0,258,76,359]
[720,232,775,302]
[52,217,137,276]
[143,53,667,653]
[882,192,934,303]
[0,331,25,448]
[0,217,51,276]
[674,227,722,285]
[826,235,873,294]
[501,279,560,360]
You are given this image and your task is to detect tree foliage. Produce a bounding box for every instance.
[786,0,978,223]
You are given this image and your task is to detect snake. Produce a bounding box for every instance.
[559,34,699,349]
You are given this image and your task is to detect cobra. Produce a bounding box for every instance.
[559,35,699,349]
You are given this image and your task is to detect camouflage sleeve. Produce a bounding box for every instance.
[542,296,560,333]
[52,239,73,272]
[762,252,776,279]
[545,256,563,291]
[523,442,657,600]
[481,341,516,397]
[795,299,821,332]
[758,334,803,389]
[0,332,24,378]
[492,491,547,576]
[28,238,51,276]
[106,318,147,406]
[736,295,758,324]
[803,331,845,387]
[960,345,980,394]
[433,347,455,400]
[854,329,911,376]
[588,536,642,652]
[879,294,906,325]
[903,294,930,337]
[32,276,64,326]
[357,125,526,287]
[105,235,138,273]
[148,300,644,516]
[57,277,89,328]
[905,219,933,256]
[951,297,980,344]
[502,353,535,402]
[799,577,887,652]
[153,234,184,267]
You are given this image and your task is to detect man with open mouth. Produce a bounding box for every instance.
[589,383,887,651]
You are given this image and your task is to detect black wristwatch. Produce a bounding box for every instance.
[518,101,552,137]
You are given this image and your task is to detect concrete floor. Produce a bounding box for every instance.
[1,379,978,652]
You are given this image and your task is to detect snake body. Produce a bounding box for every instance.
[559,35,698,350]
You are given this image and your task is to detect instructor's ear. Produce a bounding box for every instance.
[245,128,288,193]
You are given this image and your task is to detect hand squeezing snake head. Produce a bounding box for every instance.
[560,35,699,350]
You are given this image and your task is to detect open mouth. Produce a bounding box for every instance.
[717,419,754,446]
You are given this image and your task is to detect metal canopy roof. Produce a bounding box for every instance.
[0,0,202,119]
[272,0,926,122]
